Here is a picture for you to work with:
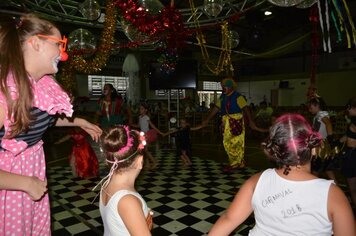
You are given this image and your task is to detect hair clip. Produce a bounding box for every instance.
[138,131,147,150]
[14,17,23,30]
[117,126,134,155]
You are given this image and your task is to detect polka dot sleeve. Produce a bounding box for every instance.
[0,74,73,156]
[32,75,73,117]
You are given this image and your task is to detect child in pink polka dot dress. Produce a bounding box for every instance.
[0,14,102,235]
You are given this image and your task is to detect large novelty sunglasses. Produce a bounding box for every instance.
[36,34,68,61]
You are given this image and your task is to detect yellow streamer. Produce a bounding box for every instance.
[332,0,351,48]
[341,0,356,46]
[189,0,234,76]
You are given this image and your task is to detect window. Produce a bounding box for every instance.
[154,89,185,98]
[88,75,128,99]
[197,81,222,105]
[202,81,222,91]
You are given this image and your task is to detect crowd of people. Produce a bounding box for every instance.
[0,13,355,236]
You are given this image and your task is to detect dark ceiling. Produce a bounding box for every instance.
[1,0,355,64]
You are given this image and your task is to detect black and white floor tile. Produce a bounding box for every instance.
[48,142,353,236]
[48,145,258,236]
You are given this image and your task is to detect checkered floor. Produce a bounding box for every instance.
[47,141,354,236]
[48,144,258,236]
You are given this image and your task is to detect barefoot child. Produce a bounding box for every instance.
[165,118,201,168]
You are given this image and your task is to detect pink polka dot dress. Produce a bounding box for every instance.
[0,74,73,236]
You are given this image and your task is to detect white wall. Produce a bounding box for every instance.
[72,70,356,107]
[237,80,278,105]
[235,78,309,106]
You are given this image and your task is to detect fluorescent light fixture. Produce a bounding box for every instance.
[264,11,272,16]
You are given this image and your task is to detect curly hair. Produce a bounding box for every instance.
[262,114,322,175]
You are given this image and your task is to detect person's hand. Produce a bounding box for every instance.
[201,120,208,128]
[194,125,203,130]
[25,176,47,201]
[146,211,154,231]
[249,121,258,131]
[249,121,268,132]
[80,120,102,142]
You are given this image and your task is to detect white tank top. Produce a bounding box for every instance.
[313,111,329,139]
[99,190,149,236]
[249,169,333,236]
[139,115,150,132]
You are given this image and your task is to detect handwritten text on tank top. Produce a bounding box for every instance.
[261,188,304,218]
[261,188,292,208]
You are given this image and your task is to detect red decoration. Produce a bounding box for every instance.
[115,0,187,49]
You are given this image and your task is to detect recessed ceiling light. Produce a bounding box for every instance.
[264,11,272,16]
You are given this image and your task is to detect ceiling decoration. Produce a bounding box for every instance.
[1,0,265,29]
[190,0,234,76]
[1,0,355,73]
[296,0,317,9]
[267,0,304,7]
[79,0,101,20]
[203,0,225,17]
[60,0,118,93]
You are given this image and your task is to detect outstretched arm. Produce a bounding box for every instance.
[148,120,164,135]
[191,125,203,131]
[243,106,268,133]
[201,106,219,127]
[55,117,102,142]
[208,172,261,236]
[163,128,178,137]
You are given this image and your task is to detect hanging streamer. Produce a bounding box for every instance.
[340,0,356,47]
[317,0,327,52]
[330,6,342,43]
[324,0,332,52]
[331,0,351,48]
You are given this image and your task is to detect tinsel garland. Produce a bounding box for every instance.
[72,0,117,73]
[189,0,233,76]
[58,0,117,93]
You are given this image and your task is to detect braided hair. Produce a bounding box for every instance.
[262,114,322,175]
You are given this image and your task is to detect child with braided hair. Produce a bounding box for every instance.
[208,114,355,236]
[95,126,153,236]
